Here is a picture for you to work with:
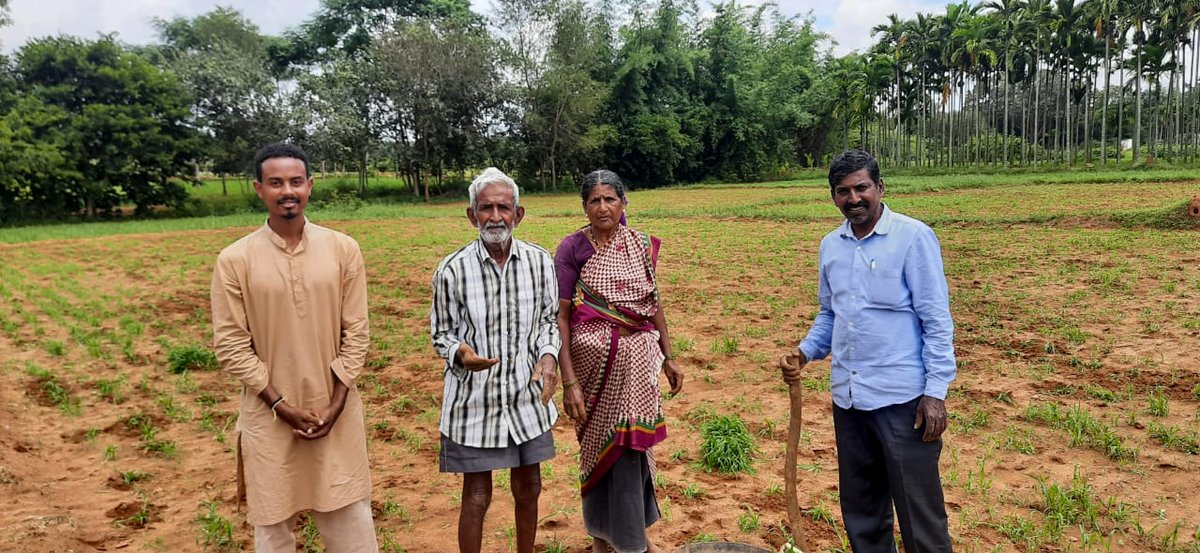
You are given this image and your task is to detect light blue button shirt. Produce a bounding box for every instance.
[799,205,956,411]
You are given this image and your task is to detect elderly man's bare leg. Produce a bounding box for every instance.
[459,471,493,553]
[511,463,542,553]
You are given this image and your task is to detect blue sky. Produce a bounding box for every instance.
[0,0,946,56]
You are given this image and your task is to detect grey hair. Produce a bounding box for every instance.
[468,167,520,210]
[580,169,627,203]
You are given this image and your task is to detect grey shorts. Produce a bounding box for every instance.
[439,430,556,473]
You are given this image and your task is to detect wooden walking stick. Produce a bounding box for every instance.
[781,354,806,553]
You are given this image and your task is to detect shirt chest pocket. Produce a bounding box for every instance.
[515,283,536,309]
[865,268,907,307]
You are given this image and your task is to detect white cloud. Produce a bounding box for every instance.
[776,0,945,55]
[0,0,322,51]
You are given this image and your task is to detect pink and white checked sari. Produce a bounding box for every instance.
[568,225,667,495]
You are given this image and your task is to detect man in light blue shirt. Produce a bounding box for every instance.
[781,149,955,552]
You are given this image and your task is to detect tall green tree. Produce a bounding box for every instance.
[154,7,293,194]
[605,0,702,184]
[290,0,479,62]
[15,36,200,217]
[372,18,498,199]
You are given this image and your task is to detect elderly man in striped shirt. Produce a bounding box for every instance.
[430,167,561,553]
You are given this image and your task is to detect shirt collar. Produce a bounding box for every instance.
[474,236,521,265]
[839,204,893,239]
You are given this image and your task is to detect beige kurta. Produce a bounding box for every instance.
[211,221,371,526]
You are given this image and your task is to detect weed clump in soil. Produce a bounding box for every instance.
[167,344,219,374]
[700,414,756,474]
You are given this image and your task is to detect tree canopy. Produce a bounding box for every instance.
[0,0,1197,222]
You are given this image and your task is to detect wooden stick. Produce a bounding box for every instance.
[782,354,805,551]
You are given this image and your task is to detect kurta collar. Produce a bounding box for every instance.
[839,204,894,240]
[263,217,311,253]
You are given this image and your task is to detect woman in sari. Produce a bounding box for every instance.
[555,169,684,553]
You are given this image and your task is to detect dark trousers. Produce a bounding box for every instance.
[833,398,952,553]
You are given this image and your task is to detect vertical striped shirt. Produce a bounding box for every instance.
[431,237,560,448]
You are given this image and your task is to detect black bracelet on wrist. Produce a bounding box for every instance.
[269,396,285,410]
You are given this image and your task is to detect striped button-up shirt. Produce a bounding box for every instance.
[431,237,560,448]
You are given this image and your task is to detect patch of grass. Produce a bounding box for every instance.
[167,344,219,374]
[1023,402,1136,462]
[1034,467,1104,538]
[158,394,193,422]
[672,336,695,354]
[118,470,151,486]
[1083,384,1116,403]
[26,361,81,416]
[196,500,240,551]
[96,376,126,404]
[699,414,756,474]
[1147,422,1200,455]
[1146,387,1169,417]
[996,427,1036,455]
[710,335,739,354]
[681,482,705,499]
[737,509,761,532]
[126,412,178,459]
[44,339,65,356]
[1110,200,1200,230]
[116,499,152,528]
[804,500,837,525]
[950,408,991,434]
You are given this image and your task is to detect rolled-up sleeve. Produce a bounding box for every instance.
[211,253,269,395]
[430,262,466,378]
[907,228,956,399]
[332,241,370,386]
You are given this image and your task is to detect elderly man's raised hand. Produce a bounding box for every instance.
[531,354,559,405]
[779,352,806,386]
[458,343,500,372]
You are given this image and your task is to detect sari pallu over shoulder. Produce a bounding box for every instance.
[569,226,666,495]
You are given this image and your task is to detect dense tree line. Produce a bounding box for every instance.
[855,0,1200,167]
[0,0,1197,222]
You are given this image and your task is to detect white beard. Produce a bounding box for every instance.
[480,224,512,245]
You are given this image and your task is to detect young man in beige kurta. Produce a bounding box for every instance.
[211,143,377,552]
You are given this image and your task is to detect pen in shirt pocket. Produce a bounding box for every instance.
[870,259,876,271]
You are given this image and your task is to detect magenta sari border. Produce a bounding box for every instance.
[580,424,668,496]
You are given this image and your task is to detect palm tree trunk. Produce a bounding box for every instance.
[1033,62,1041,165]
[1022,80,1030,165]
[1117,57,1125,164]
[1134,45,1142,164]
[1167,61,1177,161]
[949,78,956,168]
[1101,31,1111,165]
[1193,28,1199,162]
